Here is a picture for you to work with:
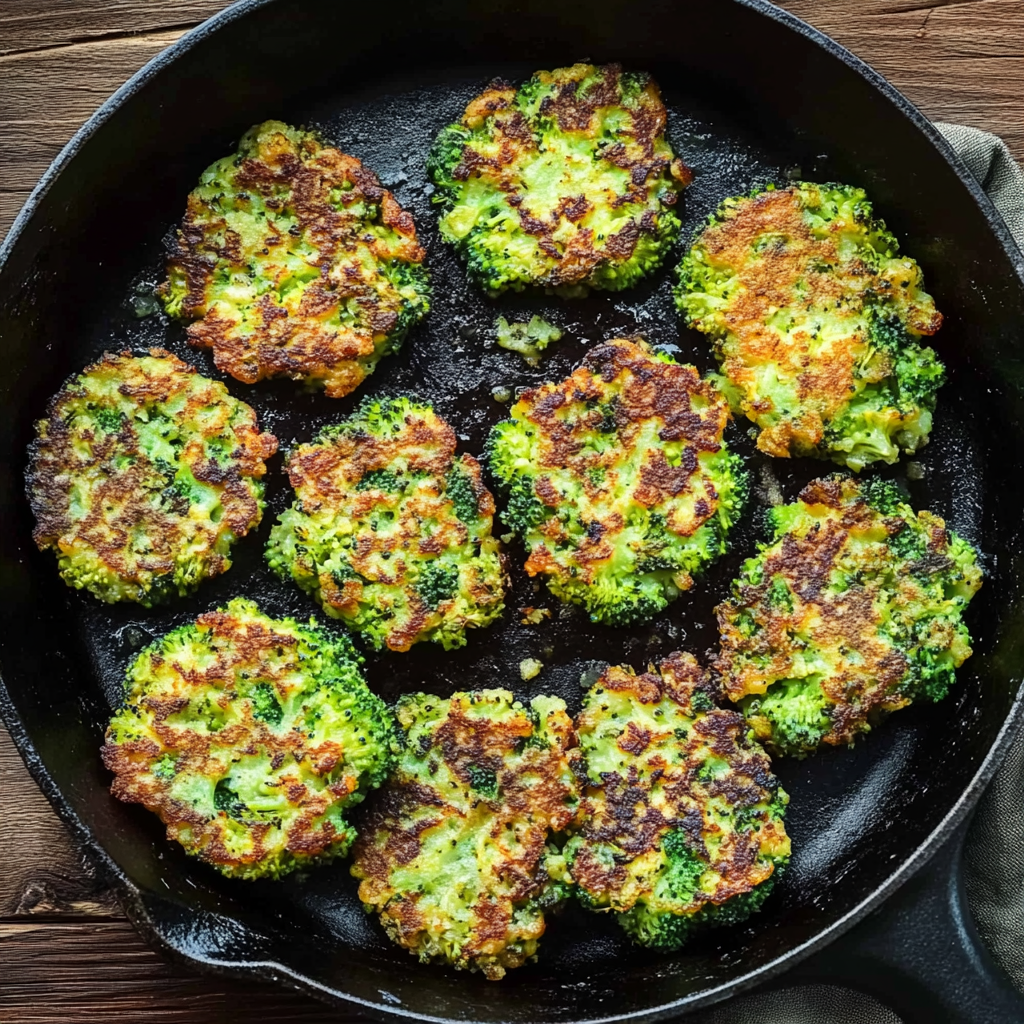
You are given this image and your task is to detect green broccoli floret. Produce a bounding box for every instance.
[444,462,481,523]
[860,477,914,517]
[102,598,396,880]
[741,678,833,758]
[675,182,945,470]
[425,124,473,193]
[267,396,504,651]
[716,475,983,757]
[415,560,461,609]
[566,653,790,950]
[355,468,401,492]
[427,64,690,296]
[822,320,946,471]
[486,338,746,626]
[620,872,783,950]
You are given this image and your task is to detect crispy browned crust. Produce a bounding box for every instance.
[697,188,942,457]
[287,408,460,505]
[283,406,502,651]
[517,338,730,584]
[571,653,787,911]
[28,349,276,599]
[448,64,690,288]
[714,476,962,746]
[351,693,579,978]
[101,605,360,874]
[165,124,426,398]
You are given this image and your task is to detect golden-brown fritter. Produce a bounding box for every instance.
[565,652,790,949]
[266,396,505,651]
[715,476,983,757]
[27,349,277,605]
[428,64,691,295]
[102,598,396,879]
[351,690,580,979]
[676,182,945,470]
[161,121,430,398]
[487,338,746,625]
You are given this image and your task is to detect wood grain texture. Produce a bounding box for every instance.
[0,727,116,918]
[782,0,1024,158]
[0,30,191,196]
[0,920,369,1022]
[0,0,1020,1019]
[1,0,1022,240]
[0,0,226,56]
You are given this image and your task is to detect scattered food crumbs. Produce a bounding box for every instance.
[492,385,513,403]
[501,532,515,545]
[758,463,785,507]
[579,661,608,689]
[496,316,563,366]
[907,461,925,480]
[132,289,161,318]
[520,607,552,625]
[520,658,544,681]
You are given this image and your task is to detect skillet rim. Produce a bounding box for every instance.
[1,0,1024,1018]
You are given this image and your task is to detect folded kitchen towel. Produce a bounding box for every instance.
[938,119,1024,997]
[936,123,1024,251]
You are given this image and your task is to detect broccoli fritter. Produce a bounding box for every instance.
[351,690,580,979]
[27,350,277,605]
[267,396,505,651]
[102,598,395,880]
[715,476,983,757]
[428,64,691,296]
[565,652,790,950]
[675,182,945,470]
[487,338,746,626]
[161,121,430,398]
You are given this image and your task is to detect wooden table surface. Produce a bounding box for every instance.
[2,1,1022,1019]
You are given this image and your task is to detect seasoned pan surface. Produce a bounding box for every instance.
[3,4,1024,1021]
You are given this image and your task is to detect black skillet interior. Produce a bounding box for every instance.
[2,1,1024,1021]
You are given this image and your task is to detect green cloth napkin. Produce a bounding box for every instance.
[930,122,1023,997]
[936,123,1024,251]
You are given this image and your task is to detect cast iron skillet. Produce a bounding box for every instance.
[2,1,1024,1021]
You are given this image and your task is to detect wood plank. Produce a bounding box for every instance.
[0,920,371,1022]
[779,0,1024,160]
[0,121,88,192]
[0,33,189,191]
[875,59,1024,154]
[784,0,1024,57]
[0,0,225,57]
[806,0,1021,12]
[0,726,117,918]
[862,1,1024,59]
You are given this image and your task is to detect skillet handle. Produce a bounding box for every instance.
[785,817,1024,1024]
